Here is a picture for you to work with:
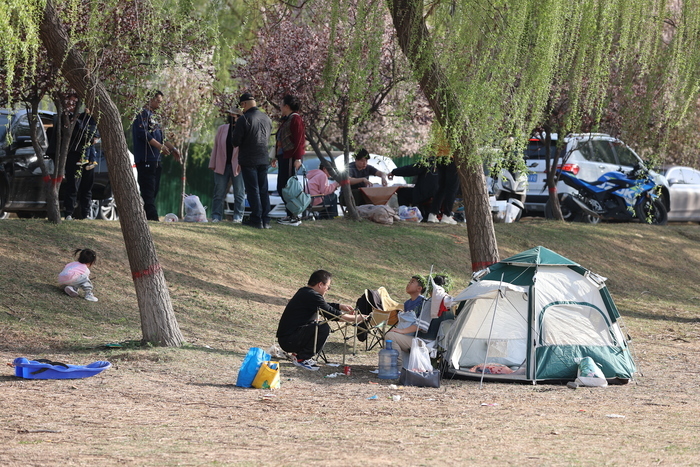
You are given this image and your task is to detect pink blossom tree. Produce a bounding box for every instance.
[225,2,431,218]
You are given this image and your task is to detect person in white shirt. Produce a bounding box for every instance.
[58,248,98,302]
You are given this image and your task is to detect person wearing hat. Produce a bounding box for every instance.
[131,90,181,221]
[274,95,307,226]
[305,160,340,218]
[208,106,246,222]
[347,148,388,206]
[231,93,273,229]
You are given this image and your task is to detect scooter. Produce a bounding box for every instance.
[545,163,667,225]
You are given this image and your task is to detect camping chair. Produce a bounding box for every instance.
[355,287,403,351]
[313,308,361,365]
[305,193,338,220]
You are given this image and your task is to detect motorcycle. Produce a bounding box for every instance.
[487,164,527,222]
[545,163,668,225]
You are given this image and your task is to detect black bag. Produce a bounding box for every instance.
[399,367,440,388]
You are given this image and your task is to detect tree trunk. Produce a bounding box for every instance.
[543,129,563,220]
[27,99,62,224]
[39,0,183,346]
[387,0,499,271]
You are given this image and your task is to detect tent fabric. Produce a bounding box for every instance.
[443,246,636,382]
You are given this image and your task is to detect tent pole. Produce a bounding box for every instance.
[479,273,504,389]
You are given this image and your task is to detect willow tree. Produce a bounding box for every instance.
[381,0,700,267]
[2,0,218,346]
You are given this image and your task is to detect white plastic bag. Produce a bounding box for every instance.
[183,195,208,222]
[407,338,433,372]
[574,356,608,387]
[399,205,423,222]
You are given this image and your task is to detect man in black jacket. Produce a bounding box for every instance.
[231,93,272,228]
[389,159,439,221]
[276,270,367,370]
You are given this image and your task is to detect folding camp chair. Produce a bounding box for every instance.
[313,308,362,365]
[355,287,403,351]
[305,194,338,220]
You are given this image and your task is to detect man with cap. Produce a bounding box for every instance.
[347,148,388,206]
[209,106,245,222]
[131,90,181,221]
[231,93,273,229]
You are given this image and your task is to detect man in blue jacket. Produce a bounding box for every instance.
[231,93,272,229]
[131,90,181,221]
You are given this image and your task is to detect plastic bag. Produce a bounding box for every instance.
[574,356,608,387]
[251,361,280,389]
[399,367,440,388]
[356,205,400,225]
[407,338,432,372]
[399,205,423,222]
[183,195,208,222]
[401,339,440,387]
[236,347,270,388]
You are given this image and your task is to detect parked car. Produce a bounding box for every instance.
[0,108,135,220]
[524,133,670,216]
[660,166,700,222]
[0,109,50,218]
[224,151,406,219]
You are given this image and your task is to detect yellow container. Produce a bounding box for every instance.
[251,361,280,389]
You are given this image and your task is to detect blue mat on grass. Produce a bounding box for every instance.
[13,358,111,379]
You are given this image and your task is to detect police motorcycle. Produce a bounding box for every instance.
[545,163,668,225]
[487,162,528,222]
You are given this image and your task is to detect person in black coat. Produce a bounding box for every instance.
[64,109,98,219]
[389,159,440,221]
[231,93,272,229]
[276,270,367,370]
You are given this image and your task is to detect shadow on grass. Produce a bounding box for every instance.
[621,309,700,324]
[165,269,290,307]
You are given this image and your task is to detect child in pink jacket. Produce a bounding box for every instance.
[306,163,339,206]
[58,248,98,302]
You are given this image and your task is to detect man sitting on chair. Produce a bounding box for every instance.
[384,275,427,355]
[276,270,367,371]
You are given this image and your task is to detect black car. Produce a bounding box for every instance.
[0,109,128,220]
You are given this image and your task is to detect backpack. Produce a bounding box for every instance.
[281,175,311,216]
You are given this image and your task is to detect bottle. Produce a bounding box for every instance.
[378,340,400,379]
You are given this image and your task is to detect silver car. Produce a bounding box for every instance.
[661,166,700,222]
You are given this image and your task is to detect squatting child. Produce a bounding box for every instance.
[58,248,98,302]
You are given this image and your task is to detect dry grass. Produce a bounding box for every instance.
[1,217,700,466]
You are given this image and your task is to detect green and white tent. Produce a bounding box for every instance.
[443,246,636,382]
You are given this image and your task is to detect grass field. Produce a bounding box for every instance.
[1,216,699,465]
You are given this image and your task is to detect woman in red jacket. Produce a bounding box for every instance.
[274,95,306,226]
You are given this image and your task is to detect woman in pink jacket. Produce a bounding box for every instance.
[306,162,339,217]
[209,108,246,222]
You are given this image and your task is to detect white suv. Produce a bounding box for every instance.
[524,133,670,215]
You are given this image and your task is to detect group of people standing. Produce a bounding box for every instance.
[208,93,307,228]
[129,89,460,224]
[130,90,309,226]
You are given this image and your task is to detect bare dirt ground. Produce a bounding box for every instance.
[2,332,700,466]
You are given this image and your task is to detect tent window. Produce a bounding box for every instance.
[539,303,615,346]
